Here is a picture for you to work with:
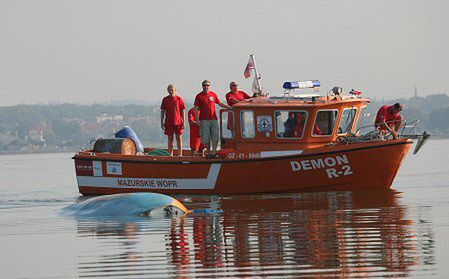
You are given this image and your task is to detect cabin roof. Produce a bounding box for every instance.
[232,96,371,109]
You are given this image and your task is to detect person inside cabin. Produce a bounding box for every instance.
[283,112,296,137]
[194,80,231,158]
[225,81,251,106]
[313,123,324,135]
[374,103,404,139]
[293,113,307,138]
[188,107,206,156]
[160,84,186,156]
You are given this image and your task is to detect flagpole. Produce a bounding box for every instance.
[250,54,262,94]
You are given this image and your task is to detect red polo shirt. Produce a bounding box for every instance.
[375,105,400,129]
[161,95,185,126]
[225,90,251,106]
[194,91,220,120]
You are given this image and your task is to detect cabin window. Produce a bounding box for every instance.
[275,110,308,139]
[355,106,367,134]
[337,108,357,134]
[313,110,339,136]
[220,110,234,139]
[240,110,255,138]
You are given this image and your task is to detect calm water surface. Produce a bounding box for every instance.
[1,139,448,278]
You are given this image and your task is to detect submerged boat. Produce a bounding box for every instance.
[73,80,428,195]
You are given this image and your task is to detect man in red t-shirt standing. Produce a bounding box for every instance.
[194,80,231,158]
[225,81,251,106]
[161,84,186,156]
[375,103,404,139]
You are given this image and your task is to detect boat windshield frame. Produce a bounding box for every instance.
[337,107,358,135]
[354,106,367,134]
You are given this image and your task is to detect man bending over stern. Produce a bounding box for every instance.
[194,80,231,158]
[374,103,404,139]
[161,84,186,156]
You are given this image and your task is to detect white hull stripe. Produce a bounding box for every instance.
[77,163,221,190]
[260,150,303,158]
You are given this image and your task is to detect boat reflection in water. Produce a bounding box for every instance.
[74,190,435,278]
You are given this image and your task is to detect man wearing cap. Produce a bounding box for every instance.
[224,82,251,135]
[375,103,404,139]
[225,81,251,106]
[194,80,231,158]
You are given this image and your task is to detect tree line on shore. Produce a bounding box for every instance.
[0,93,448,151]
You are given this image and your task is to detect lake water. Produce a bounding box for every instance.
[0,139,448,278]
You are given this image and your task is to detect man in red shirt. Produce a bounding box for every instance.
[293,113,306,138]
[161,84,186,156]
[224,81,251,135]
[375,103,404,139]
[194,80,231,158]
[225,81,251,106]
[188,107,206,156]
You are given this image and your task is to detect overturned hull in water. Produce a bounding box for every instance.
[73,139,412,195]
[61,193,189,217]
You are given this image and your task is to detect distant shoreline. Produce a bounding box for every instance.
[0,137,447,156]
[0,148,77,156]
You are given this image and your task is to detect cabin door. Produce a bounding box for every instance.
[220,110,235,141]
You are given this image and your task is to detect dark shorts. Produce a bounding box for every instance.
[165,125,184,136]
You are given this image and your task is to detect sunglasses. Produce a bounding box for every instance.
[230,84,237,87]
[202,84,210,86]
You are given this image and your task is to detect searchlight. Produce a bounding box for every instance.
[283,80,320,90]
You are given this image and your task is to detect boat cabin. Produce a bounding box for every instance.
[220,94,370,151]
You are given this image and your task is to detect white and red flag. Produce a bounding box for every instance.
[244,56,255,78]
[349,89,362,95]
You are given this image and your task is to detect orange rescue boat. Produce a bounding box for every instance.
[73,82,428,195]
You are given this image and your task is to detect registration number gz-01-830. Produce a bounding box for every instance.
[290,155,354,179]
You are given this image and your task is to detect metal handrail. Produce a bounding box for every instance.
[355,119,421,134]
[355,119,408,135]
[339,119,429,154]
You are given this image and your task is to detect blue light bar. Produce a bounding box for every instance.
[283,80,320,90]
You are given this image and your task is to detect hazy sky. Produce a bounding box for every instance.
[1,0,448,106]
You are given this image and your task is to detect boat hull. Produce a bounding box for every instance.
[74,140,412,195]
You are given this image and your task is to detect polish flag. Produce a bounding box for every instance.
[244,57,255,78]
